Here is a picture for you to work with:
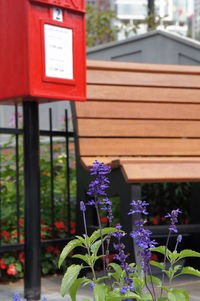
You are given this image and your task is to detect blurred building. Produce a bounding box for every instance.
[85,0,111,10]
[113,0,194,40]
[193,0,200,40]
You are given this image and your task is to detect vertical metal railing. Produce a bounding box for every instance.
[0,104,75,254]
[0,134,1,248]
[65,109,71,236]
[15,104,21,244]
[49,108,55,238]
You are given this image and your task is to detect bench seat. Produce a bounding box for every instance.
[72,60,200,259]
[81,157,200,182]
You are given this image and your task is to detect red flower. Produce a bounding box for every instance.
[150,253,159,262]
[41,225,48,231]
[70,227,75,235]
[70,221,75,228]
[100,217,108,224]
[1,230,10,241]
[64,221,76,235]
[7,264,17,275]
[54,247,60,255]
[20,252,24,263]
[55,221,65,229]
[46,245,54,253]
[0,258,6,270]
[19,218,23,226]
[108,253,115,263]
[152,215,161,225]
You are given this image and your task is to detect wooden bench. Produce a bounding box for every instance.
[72,60,200,258]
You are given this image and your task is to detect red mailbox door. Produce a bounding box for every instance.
[0,0,86,102]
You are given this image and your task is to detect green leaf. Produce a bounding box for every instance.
[151,246,165,255]
[72,254,90,265]
[91,239,102,255]
[109,263,123,281]
[69,278,84,301]
[178,249,200,261]
[109,262,122,275]
[58,239,83,268]
[60,264,82,297]
[178,266,200,277]
[94,283,107,301]
[168,292,176,301]
[150,260,164,270]
[96,276,109,283]
[90,227,118,244]
[141,293,153,301]
[168,289,189,301]
[75,235,86,244]
[152,246,172,260]
[146,275,162,287]
[106,293,141,301]
[170,251,180,263]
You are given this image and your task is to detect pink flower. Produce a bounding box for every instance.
[1,230,10,241]
[0,258,6,270]
[7,264,17,275]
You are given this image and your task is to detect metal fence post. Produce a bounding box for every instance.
[23,101,41,300]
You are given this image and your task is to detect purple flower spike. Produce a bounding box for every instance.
[80,201,86,212]
[12,293,22,301]
[129,200,149,216]
[129,200,157,274]
[90,160,111,176]
[87,161,111,204]
[177,234,182,243]
[101,197,113,225]
[41,297,48,301]
[112,224,133,293]
[165,208,182,233]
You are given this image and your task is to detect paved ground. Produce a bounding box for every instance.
[0,274,200,300]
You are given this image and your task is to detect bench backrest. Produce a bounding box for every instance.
[74,60,200,165]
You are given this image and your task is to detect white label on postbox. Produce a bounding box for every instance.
[44,24,73,80]
[52,7,63,22]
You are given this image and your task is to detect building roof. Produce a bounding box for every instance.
[87,29,200,53]
[87,30,200,65]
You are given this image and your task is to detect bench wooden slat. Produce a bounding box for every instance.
[80,157,121,169]
[76,101,200,120]
[81,156,200,169]
[87,60,200,74]
[75,61,200,183]
[77,119,200,138]
[87,70,200,88]
[79,138,200,156]
[87,85,200,103]
[121,162,200,183]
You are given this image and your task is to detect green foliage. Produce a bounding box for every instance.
[142,182,191,224]
[0,134,76,279]
[86,4,119,47]
[60,264,82,297]
[59,218,200,300]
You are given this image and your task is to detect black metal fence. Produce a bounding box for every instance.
[0,104,74,254]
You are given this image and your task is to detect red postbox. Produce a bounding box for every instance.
[0,0,86,102]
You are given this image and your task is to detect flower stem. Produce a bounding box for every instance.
[148,263,156,300]
[95,203,106,275]
[144,272,155,301]
[160,230,171,300]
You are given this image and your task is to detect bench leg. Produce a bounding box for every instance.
[189,183,200,268]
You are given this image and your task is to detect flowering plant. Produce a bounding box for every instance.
[59,160,200,301]
[12,292,47,301]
